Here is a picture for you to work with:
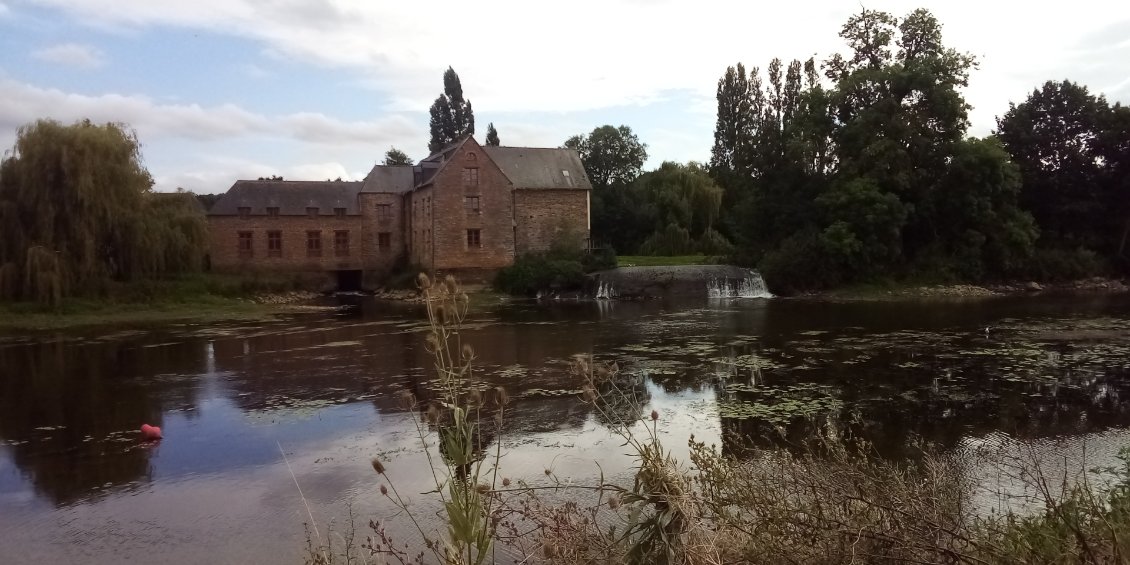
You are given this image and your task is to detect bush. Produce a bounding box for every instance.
[494,254,586,296]
[581,247,617,272]
[759,232,846,294]
[1024,247,1109,282]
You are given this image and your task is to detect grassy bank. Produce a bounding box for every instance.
[616,255,722,267]
[0,273,325,331]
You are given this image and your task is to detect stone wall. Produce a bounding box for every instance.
[513,189,590,254]
[407,186,434,270]
[429,139,516,272]
[359,192,405,277]
[208,214,367,272]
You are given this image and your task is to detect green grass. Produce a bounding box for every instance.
[616,255,723,267]
[0,273,323,331]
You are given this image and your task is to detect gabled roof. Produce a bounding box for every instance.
[361,165,415,193]
[207,180,363,216]
[484,146,592,190]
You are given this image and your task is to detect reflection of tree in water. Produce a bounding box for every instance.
[0,338,203,505]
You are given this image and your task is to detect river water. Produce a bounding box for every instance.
[2,293,1130,563]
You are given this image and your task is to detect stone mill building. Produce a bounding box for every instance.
[206,137,592,289]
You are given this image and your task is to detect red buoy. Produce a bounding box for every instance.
[140,424,163,441]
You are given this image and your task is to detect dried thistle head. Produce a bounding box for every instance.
[371,458,387,475]
[582,387,597,403]
[607,495,621,509]
[544,468,552,476]
[651,409,659,421]
[425,332,440,351]
[379,484,388,496]
[468,389,483,405]
[416,273,431,290]
[444,275,458,294]
[425,402,441,424]
[397,390,416,410]
[461,344,474,360]
[502,477,511,487]
[492,386,510,407]
[475,483,490,495]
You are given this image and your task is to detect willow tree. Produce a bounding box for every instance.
[0,119,207,305]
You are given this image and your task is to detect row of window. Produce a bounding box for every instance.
[236,230,393,258]
[236,206,396,220]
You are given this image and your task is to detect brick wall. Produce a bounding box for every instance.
[428,138,516,272]
[208,214,367,272]
[407,186,435,270]
[513,189,590,254]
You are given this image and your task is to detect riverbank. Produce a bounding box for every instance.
[807,276,1129,301]
[0,275,334,331]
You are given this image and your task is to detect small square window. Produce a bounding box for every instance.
[334,207,346,218]
[378,232,391,250]
[465,196,480,213]
[466,229,481,248]
[238,207,251,219]
[334,230,350,256]
[237,231,253,257]
[376,204,392,221]
[267,207,279,218]
[306,231,322,257]
[267,230,282,257]
[307,207,319,218]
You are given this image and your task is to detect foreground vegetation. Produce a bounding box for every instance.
[306,276,1130,565]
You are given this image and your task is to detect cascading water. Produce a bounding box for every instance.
[707,270,773,299]
[594,281,618,300]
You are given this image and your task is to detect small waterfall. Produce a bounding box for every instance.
[594,281,618,300]
[707,271,773,299]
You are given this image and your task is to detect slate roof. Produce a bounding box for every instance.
[484,147,592,190]
[361,165,415,193]
[207,180,364,216]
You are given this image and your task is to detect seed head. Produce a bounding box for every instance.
[444,275,458,294]
[650,409,659,421]
[502,478,511,487]
[380,484,388,496]
[397,390,416,410]
[475,483,490,495]
[416,273,432,290]
[492,386,510,406]
[582,387,597,403]
[544,468,552,476]
[426,403,441,424]
[371,458,387,474]
[468,389,483,405]
[608,495,621,509]
[462,344,474,359]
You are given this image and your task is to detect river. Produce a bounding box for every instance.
[2,293,1130,563]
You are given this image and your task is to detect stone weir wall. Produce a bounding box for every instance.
[587,265,760,298]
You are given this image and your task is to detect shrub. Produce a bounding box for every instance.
[1024,247,1109,282]
[758,231,846,294]
[493,254,585,296]
[581,247,617,272]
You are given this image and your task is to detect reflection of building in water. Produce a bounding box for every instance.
[0,337,205,505]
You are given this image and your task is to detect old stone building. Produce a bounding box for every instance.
[207,137,591,288]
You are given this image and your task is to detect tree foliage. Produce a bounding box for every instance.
[0,119,207,305]
[565,125,648,191]
[428,67,475,153]
[383,147,413,166]
[485,123,500,146]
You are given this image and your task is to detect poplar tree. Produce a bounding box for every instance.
[428,67,475,153]
[485,123,500,146]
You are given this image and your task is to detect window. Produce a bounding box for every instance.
[306,230,322,257]
[462,167,479,187]
[376,204,391,221]
[466,229,481,248]
[334,230,350,256]
[466,151,477,161]
[267,207,279,218]
[238,231,253,258]
[307,207,319,218]
[464,196,480,213]
[334,207,346,218]
[378,232,391,250]
[267,230,282,257]
[238,207,251,219]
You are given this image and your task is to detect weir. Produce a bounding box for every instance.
[587,265,774,300]
[706,271,773,299]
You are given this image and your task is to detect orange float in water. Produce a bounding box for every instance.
[140,424,163,441]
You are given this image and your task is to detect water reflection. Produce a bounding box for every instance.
[0,293,1128,563]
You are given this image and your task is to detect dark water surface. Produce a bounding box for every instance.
[2,294,1130,563]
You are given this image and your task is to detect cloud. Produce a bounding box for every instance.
[0,3,9,17]
[30,43,106,69]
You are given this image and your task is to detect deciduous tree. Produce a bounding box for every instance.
[428,67,475,153]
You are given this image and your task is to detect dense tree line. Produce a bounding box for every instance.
[570,8,1128,292]
[0,119,207,305]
